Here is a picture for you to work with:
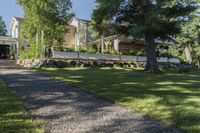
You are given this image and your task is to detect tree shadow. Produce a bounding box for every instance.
[0,80,43,133]
[39,67,200,133]
[1,68,199,132]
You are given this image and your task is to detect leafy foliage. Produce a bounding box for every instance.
[177,8,200,66]
[91,0,197,72]
[17,0,74,59]
[19,42,43,60]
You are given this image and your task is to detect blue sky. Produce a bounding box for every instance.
[0,0,96,35]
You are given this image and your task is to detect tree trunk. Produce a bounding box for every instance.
[197,60,200,69]
[185,44,193,64]
[144,33,160,73]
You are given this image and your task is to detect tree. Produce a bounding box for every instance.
[178,9,200,66]
[91,0,197,73]
[0,16,7,36]
[17,0,74,58]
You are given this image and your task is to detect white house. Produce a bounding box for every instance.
[10,17,91,56]
[63,18,92,51]
[0,16,179,60]
[10,17,24,58]
[0,17,92,60]
[0,17,21,59]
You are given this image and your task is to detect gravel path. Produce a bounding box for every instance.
[0,69,181,133]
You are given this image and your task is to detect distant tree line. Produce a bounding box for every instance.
[0,16,7,36]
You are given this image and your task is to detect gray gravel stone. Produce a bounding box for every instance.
[0,69,182,133]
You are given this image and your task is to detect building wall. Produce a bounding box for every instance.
[64,19,91,50]
[12,17,92,52]
[119,42,146,51]
[77,20,88,48]
[64,25,77,49]
[11,17,26,59]
[11,20,20,39]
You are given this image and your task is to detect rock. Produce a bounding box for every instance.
[69,61,77,67]
[91,61,98,67]
[47,59,56,66]
[17,58,181,69]
[55,60,69,68]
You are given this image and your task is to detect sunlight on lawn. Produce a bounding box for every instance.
[40,67,200,133]
[0,80,44,133]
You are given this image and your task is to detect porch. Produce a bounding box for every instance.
[0,36,18,60]
[86,35,179,55]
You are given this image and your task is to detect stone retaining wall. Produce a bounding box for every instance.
[17,58,180,69]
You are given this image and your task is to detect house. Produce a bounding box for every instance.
[63,18,92,51]
[0,16,24,60]
[0,17,91,60]
[87,34,179,55]
[0,36,17,59]
[9,17,92,57]
[0,16,179,60]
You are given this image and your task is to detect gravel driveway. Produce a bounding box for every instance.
[0,69,181,133]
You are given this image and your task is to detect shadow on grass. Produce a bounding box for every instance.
[1,68,200,133]
[0,80,44,133]
[39,67,200,133]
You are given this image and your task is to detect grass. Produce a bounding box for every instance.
[40,67,200,133]
[0,80,44,133]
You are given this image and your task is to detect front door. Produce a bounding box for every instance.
[0,45,10,59]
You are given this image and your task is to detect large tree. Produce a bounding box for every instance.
[17,0,74,58]
[0,16,7,36]
[92,0,197,73]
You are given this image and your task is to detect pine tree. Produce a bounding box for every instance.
[92,0,197,73]
[0,16,7,36]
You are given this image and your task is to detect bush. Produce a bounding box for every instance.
[86,46,97,54]
[65,48,75,52]
[19,42,42,59]
[178,64,193,73]
[54,46,64,52]
[111,50,119,55]
[137,51,145,56]
[10,51,15,60]
[76,46,86,53]
[121,50,145,56]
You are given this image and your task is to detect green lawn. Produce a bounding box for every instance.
[0,80,44,133]
[40,67,200,133]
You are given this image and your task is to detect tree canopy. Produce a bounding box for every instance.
[178,8,200,66]
[91,0,198,73]
[0,16,7,36]
[17,0,74,58]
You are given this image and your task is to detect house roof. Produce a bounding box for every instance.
[13,16,24,22]
[10,17,24,31]
[10,16,90,30]
[119,35,179,46]
[74,18,91,22]
[0,36,17,45]
[87,34,179,47]
[0,36,17,41]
